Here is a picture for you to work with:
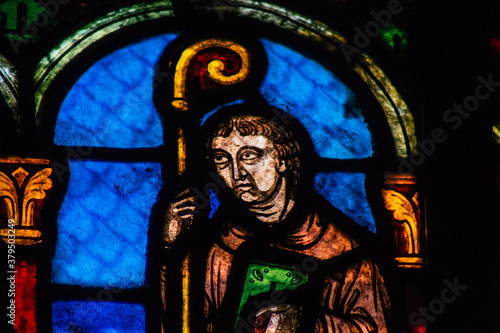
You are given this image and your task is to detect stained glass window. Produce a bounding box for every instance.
[0,2,424,332]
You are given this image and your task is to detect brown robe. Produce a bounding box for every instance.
[204,208,390,333]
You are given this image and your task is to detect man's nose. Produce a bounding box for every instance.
[232,160,247,181]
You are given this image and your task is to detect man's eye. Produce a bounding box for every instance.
[240,150,259,161]
[213,154,229,165]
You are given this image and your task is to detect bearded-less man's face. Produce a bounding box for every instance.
[211,129,287,205]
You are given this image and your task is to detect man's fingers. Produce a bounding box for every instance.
[164,189,197,245]
[173,196,195,207]
[175,188,191,198]
[176,211,195,219]
[173,206,196,215]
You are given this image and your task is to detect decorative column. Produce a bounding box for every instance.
[382,173,424,269]
[382,173,426,333]
[1,157,54,333]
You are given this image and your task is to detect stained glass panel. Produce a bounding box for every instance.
[52,301,145,333]
[260,40,373,159]
[54,34,178,148]
[51,160,162,288]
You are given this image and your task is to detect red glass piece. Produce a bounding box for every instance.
[190,49,242,91]
[14,259,37,333]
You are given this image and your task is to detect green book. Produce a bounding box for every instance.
[234,260,309,331]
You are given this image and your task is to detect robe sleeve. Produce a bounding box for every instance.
[315,259,390,333]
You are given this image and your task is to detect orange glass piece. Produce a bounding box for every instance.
[383,173,423,268]
[178,128,186,175]
[182,254,190,333]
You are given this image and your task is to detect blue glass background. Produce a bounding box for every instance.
[52,301,145,333]
[260,39,373,159]
[314,172,375,232]
[51,160,162,288]
[54,34,178,148]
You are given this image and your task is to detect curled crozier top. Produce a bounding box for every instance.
[154,34,268,115]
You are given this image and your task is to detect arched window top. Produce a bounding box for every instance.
[34,1,416,158]
[53,34,373,160]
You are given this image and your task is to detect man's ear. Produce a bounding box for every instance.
[278,160,287,173]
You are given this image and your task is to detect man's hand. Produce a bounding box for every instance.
[163,189,196,244]
[254,304,300,333]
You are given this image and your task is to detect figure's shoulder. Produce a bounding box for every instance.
[308,211,359,260]
[301,192,376,259]
[279,207,360,260]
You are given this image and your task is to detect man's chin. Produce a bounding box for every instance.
[239,194,258,203]
[235,191,260,203]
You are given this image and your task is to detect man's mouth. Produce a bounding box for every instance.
[234,183,252,189]
[234,184,254,195]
